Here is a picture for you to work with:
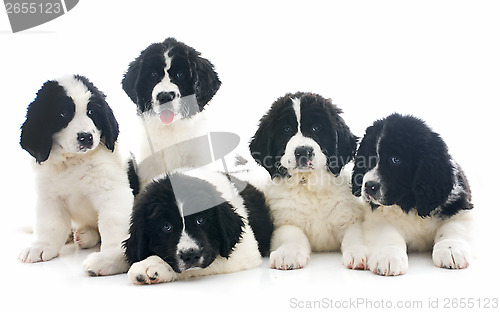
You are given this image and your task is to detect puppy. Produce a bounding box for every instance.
[250,92,368,270]
[19,75,134,276]
[123,169,273,284]
[122,37,221,186]
[352,113,474,276]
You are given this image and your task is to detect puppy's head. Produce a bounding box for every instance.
[124,173,244,273]
[250,92,357,178]
[20,75,119,163]
[352,113,455,217]
[122,37,221,124]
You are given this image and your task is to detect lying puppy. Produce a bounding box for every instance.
[250,92,368,270]
[352,113,474,276]
[19,75,134,276]
[123,169,273,284]
[122,37,222,186]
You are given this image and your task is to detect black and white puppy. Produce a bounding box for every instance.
[122,37,221,186]
[19,75,134,276]
[250,92,368,270]
[352,113,474,276]
[123,169,273,284]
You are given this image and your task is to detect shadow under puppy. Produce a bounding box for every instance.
[123,169,273,284]
[19,75,134,276]
[352,113,474,276]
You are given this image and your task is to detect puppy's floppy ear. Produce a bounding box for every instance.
[122,55,142,105]
[327,105,358,176]
[123,204,151,264]
[412,136,454,217]
[216,202,244,258]
[351,121,384,196]
[249,116,278,177]
[20,80,69,163]
[190,55,221,111]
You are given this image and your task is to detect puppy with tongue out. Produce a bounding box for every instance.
[122,38,221,188]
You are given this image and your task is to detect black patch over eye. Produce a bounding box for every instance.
[196,217,205,226]
[162,223,173,233]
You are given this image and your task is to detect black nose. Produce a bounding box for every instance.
[77,132,93,148]
[157,91,176,104]
[295,146,314,166]
[179,248,202,267]
[364,181,381,196]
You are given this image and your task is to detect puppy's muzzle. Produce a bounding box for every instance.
[77,132,93,150]
[294,146,314,168]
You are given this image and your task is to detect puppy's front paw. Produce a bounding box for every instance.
[19,244,59,263]
[342,245,368,270]
[83,249,129,276]
[368,246,408,276]
[74,227,100,249]
[433,239,471,269]
[270,244,309,270]
[128,256,176,285]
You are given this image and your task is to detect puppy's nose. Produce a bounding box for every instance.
[295,146,314,166]
[179,248,202,267]
[157,91,176,104]
[364,181,381,196]
[77,132,93,148]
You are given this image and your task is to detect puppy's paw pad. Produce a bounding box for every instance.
[270,244,309,270]
[342,245,369,270]
[368,247,408,276]
[433,239,471,269]
[19,244,59,263]
[74,227,100,249]
[127,257,175,284]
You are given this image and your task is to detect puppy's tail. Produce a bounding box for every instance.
[127,153,140,197]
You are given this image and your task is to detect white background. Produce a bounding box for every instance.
[1,1,499,311]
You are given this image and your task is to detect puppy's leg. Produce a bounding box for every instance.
[74,226,100,249]
[341,221,368,270]
[83,186,133,276]
[366,222,408,276]
[269,225,311,270]
[19,197,71,263]
[128,256,178,284]
[432,212,473,269]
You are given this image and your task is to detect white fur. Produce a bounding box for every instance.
[127,169,262,284]
[19,76,134,276]
[363,205,474,276]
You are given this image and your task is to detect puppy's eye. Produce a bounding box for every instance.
[195,217,205,226]
[162,223,173,233]
[87,109,93,116]
[283,126,291,133]
[312,124,321,132]
[150,72,159,79]
[391,156,401,165]
[60,112,68,118]
[176,72,185,79]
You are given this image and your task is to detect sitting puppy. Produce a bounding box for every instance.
[19,75,134,276]
[122,37,222,186]
[249,92,368,270]
[352,113,474,276]
[123,169,273,284]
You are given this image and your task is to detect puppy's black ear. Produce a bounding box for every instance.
[122,56,141,105]
[216,202,244,258]
[76,75,119,152]
[249,116,278,177]
[20,81,70,163]
[191,55,221,111]
[351,121,384,196]
[123,206,150,264]
[412,136,454,217]
[327,105,358,176]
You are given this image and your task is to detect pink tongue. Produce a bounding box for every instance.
[160,109,175,124]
